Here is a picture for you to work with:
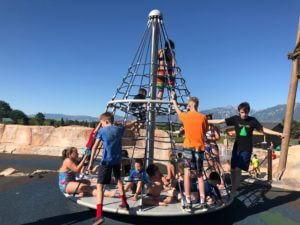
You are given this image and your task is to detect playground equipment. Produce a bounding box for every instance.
[65,9,233,216]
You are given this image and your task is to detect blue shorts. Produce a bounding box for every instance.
[231,150,252,171]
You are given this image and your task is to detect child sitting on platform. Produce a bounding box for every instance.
[58,147,97,197]
[124,159,149,201]
[144,164,174,206]
[205,172,223,206]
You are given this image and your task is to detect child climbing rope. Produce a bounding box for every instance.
[157,39,176,100]
[131,88,147,134]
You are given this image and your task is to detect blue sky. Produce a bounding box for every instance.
[0,0,299,117]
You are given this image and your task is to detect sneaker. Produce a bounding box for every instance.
[181,198,193,213]
[202,202,208,210]
[93,216,105,225]
[183,202,192,213]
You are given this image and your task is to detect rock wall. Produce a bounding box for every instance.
[0,124,92,156]
[0,124,171,164]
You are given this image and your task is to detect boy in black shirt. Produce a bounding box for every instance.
[208,102,284,199]
[131,88,147,133]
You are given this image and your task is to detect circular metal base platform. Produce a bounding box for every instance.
[64,186,233,217]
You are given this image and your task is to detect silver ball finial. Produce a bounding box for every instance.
[148,9,163,19]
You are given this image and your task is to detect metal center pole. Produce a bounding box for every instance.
[146,10,161,168]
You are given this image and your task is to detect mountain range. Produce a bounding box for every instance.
[41,103,300,123]
[202,103,300,122]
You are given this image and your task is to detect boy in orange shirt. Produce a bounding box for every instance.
[171,93,208,212]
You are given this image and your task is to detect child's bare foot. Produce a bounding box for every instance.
[107,189,117,197]
[159,202,168,206]
[77,192,84,198]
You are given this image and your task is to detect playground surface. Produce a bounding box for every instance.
[0,154,300,225]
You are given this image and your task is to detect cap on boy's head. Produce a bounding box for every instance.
[139,88,147,96]
[206,114,213,120]
[135,158,144,166]
[165,39,175,49]
[238,102,250,113]
[100,112,114,124]
[188,97,199,110]
[209,172,221,183]
[146,164,158,177]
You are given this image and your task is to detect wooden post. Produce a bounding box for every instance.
[274,20,300,180]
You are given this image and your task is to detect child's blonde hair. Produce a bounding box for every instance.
[189,97,199,110]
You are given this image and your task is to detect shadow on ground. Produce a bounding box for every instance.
[22,210,95,225]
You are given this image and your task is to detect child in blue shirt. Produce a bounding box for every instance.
[88,112,135,225]
[124,159,149,201]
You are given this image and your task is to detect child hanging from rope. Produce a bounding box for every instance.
[124,159,149,201]
[157,39,176,100]
[171,93,208,212]
[208,102,285,200]
[144,164,174,206]
[87,112,136,225]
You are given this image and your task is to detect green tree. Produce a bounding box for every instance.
[291,120,300,138]
[282,120,300,138]
[35,112,45,125]
[60,118,65,126]
[9,109,28,124]
[49,119,55,126]
[29,118,37,125]
[0,100,12,119]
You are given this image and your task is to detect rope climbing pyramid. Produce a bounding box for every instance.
[106,9,189,167]
[66,9,233,217]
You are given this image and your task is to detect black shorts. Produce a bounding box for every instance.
[231,150,252,171]
[182,149,204,175]
[97,164,121,184]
